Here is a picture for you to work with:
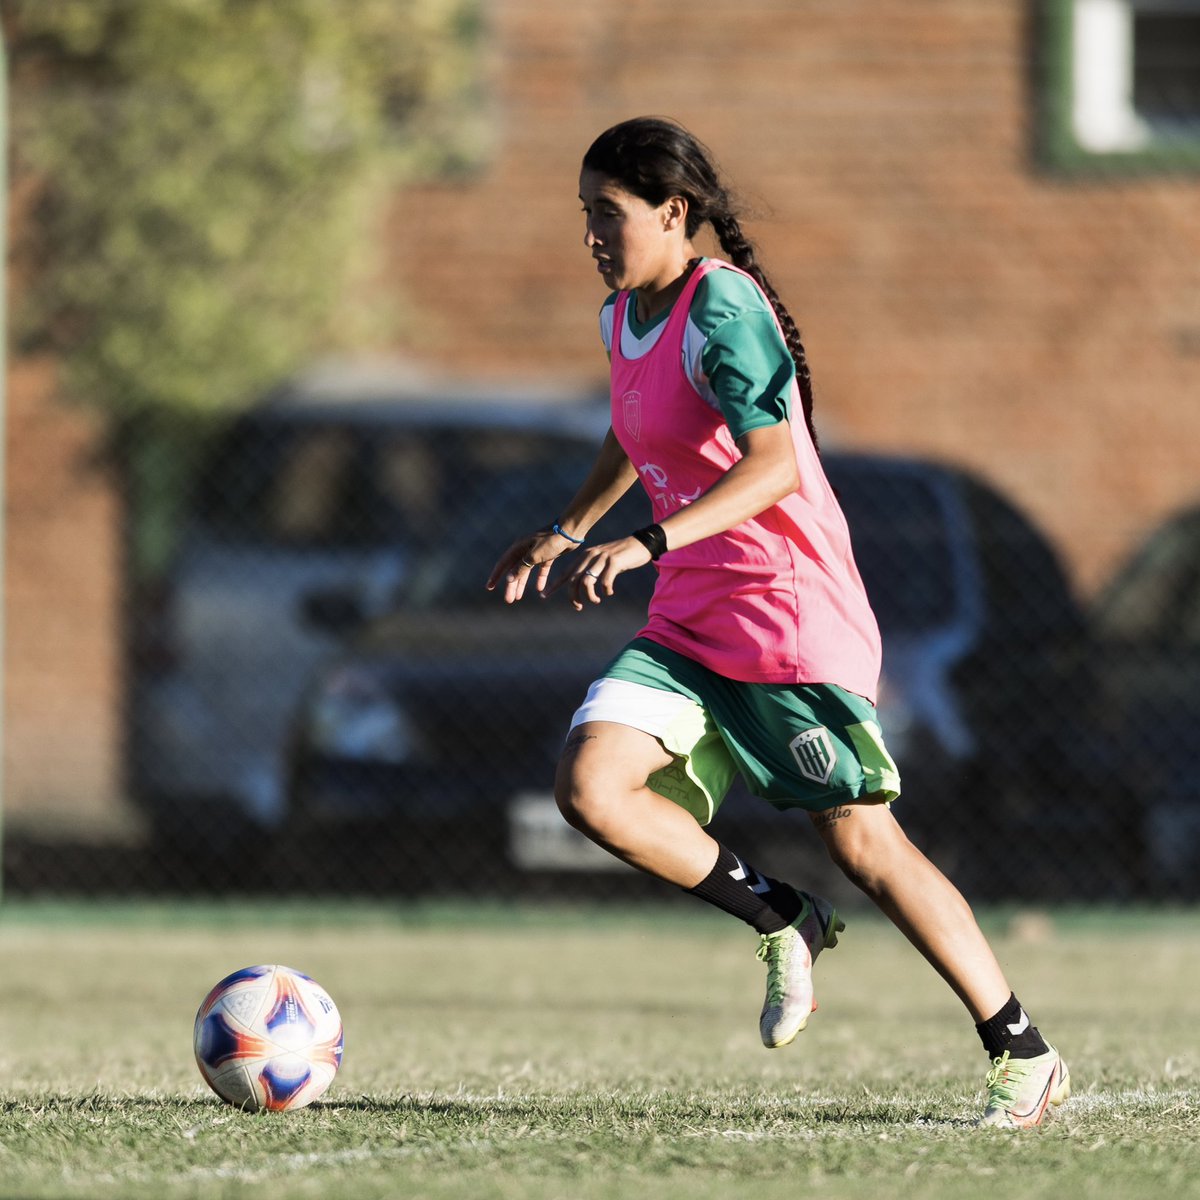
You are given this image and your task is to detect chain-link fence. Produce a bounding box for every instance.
[5,362,1192,904]
[5,0,1200,905]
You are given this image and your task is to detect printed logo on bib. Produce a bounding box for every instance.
[622,390,642,442]
[638,462,702,513]
[789,727,837,786]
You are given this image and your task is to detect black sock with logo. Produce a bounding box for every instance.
[687,844,807,935]
[976,992,1050,1060]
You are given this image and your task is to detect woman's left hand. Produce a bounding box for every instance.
[548,536,654,611]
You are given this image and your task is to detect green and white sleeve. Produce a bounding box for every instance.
[684,269,795,440]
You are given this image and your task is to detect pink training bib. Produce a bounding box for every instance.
[610,259,882,701]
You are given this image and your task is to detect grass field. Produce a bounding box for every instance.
[0,900,1196,1200]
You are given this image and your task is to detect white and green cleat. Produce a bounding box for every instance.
[979,1046,1071,1128]
[756,892,844,1048]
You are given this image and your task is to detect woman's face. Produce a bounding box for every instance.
[579,167,686,294]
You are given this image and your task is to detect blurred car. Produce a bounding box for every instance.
[127,361,608,860]
[1090,503,1200,897]
[286,452,1132,899]
[831,456,1135,897]
[284,449,656,890]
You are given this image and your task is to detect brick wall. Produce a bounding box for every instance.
[4,357,125,832]
[5,0,1198,829]
[381,0,1200,593]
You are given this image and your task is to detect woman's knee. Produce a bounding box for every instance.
[553,742,627,836]
[554,721,675,838]
[554,758,601,832]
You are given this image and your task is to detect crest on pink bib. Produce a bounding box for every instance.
[622,390,642,441]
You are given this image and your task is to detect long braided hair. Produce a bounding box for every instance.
[582,116,819,450]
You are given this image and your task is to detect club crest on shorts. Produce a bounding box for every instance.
[622,390,642,441]
[789,726,837,785]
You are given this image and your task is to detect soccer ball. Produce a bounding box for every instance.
[193,964,344,1112]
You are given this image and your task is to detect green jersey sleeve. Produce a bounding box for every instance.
[689,268,795,441]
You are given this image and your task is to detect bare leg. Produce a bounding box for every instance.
[810,800,1010,1022]
[555,721,719,887]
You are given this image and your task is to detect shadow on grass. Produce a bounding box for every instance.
[314,1093,974,1128]
[0,1091,973,1128]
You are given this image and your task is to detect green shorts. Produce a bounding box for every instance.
[581,638,901,826]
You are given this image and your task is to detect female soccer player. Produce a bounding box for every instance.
[487,116,1068,1128]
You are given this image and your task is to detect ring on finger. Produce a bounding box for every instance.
[583,569,600,579]
[520,557,535,567]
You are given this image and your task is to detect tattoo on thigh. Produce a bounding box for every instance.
[562,732,597,756]
[813,805,853,830]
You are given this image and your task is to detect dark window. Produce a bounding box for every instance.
[1133,11,1200,130]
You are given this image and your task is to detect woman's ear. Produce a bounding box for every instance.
[662,195,688,232]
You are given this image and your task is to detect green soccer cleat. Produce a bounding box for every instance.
[756,892,844,1049]
[979,1047,1071,1128]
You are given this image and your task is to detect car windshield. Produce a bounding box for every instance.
[213,427,966,625]
[400,453,656,611]
[193,418,599,551]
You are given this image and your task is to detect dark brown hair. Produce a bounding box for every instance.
[583,116,819,448]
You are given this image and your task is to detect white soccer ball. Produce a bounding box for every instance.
[193,964,344,1112]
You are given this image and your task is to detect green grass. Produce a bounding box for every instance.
[0,901,1197,1199]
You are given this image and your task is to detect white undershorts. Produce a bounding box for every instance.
[569,677,700,739]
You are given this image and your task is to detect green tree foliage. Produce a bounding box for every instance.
[7,0,484,417]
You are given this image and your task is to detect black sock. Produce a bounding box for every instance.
[976,993,1050,1060]
[687,844,806,934]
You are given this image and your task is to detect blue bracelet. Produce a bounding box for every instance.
[552,521,585,545]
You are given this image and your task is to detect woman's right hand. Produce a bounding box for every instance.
[486,528,577,604]
[487,430,636,605]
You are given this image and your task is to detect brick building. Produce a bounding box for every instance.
[6,0,1200,829]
